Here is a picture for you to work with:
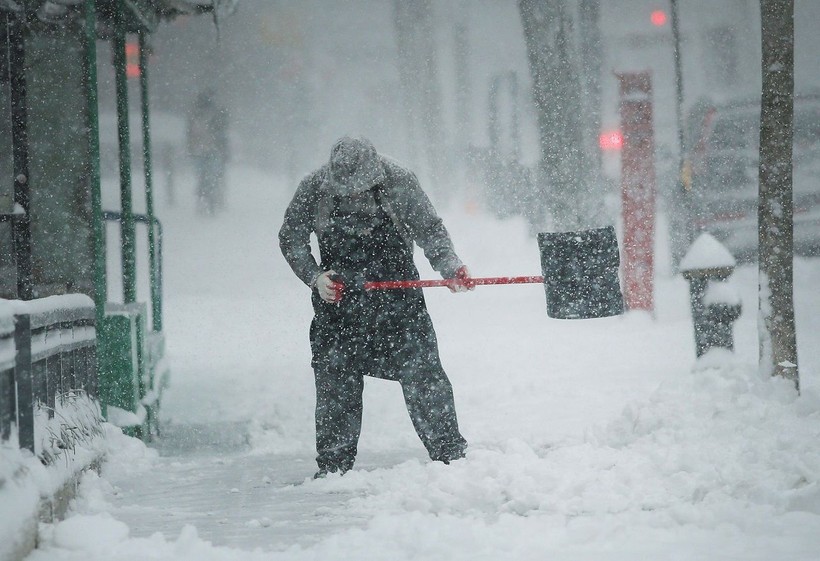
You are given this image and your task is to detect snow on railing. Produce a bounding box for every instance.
[0,295,102,464]
[1,296,106,561]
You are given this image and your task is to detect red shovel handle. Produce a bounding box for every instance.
[364,275,544,291]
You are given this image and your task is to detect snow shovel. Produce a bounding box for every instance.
[364,225,624,320]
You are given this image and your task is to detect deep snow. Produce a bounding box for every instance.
[22,164,820,560]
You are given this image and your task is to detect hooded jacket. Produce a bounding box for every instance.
[279,138,463,287]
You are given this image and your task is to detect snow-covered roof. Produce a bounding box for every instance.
[9,0,237,31]
[0,0,21,13]
[153,0,238,18]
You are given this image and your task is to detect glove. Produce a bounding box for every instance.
[313,270,345,303]
[448,265,474,293]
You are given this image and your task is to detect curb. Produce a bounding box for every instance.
[7,458,103,561]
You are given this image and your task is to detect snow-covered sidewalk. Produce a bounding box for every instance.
[84,431,428,549]
[24,166,820,560]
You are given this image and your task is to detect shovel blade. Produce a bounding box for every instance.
[537,226,624,319]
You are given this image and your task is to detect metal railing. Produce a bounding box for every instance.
[0,214,15,299]
[0,295,97,453]
[103,210,164,332]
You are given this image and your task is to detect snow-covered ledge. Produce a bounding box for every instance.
[0,296,106,561]
[0,430,106,561]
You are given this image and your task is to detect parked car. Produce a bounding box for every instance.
[683,94,820,260]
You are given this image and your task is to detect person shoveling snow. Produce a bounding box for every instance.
[279,136,472,478]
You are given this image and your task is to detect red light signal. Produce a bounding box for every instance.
[125,41,140,78]
[599,130,624,151]
[650,10,668,26]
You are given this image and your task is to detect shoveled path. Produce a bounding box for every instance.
[104,421,424,551]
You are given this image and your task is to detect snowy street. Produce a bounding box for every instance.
[24,166,820,560]
[2,1,819,558]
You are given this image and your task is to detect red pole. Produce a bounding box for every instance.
[617,71,656,312]
[364,275,544,290]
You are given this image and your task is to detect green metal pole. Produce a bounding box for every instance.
[84,0,106,323]
[138,32,161,332]
[7,11,33,300]
[112,0,137,304]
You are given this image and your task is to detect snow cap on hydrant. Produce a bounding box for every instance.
[679,232,737,277]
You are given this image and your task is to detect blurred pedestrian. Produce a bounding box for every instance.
[279,136,472,478]
[187,89,229,215]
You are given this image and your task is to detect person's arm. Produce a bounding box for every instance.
[279,175,322,287]
[395,171,464,278]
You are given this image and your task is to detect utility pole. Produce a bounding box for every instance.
[669,0,694,269]
[578,0,603,176]
[758,0,798,390]
[518,0,600,232]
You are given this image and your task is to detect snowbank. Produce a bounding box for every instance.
[0,445,41,561]
[297,362,820,551]
[0,393,107,560]
[26,360,820,560]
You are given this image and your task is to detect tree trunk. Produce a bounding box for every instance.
[518,0,600,232]
[758,0,798,390]
[393,0,448,200]
[578,0,603,179]
[453,18,472,156]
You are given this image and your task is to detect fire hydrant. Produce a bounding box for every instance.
[679,233,742,357]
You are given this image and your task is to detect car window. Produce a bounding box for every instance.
[711,106,819,149]
[795,108,820,145]
[710,112,759,151]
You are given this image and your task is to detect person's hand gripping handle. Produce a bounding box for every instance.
[313,270,345,303]
[448,265,475,293]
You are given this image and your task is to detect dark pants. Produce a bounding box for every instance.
[310,299,467,472]
[192,155,226,215]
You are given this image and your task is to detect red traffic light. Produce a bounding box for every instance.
[125,41,140,78]
[650,10,668,26]
[599,130,624,151]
